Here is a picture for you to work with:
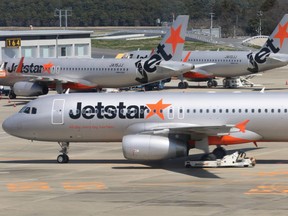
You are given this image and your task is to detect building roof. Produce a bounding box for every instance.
[0,30,93,37]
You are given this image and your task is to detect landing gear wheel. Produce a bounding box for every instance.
[184,81,189,88]
[57,142,70,163]
[212,147,227,159]
[178,82,186,89]
[200,153,217,161]
[207,80,213,88]
[9,91,16,99]
[57,154,69,163]
[212,80,218,87]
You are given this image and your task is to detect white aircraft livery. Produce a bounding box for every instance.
[3,91,288,163]
[0,15,192,98]
[124,14,288,88]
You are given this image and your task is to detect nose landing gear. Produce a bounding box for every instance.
[57,142,70,163]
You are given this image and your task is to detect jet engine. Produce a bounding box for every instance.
[13,81,49,96]
[122,134,188,161]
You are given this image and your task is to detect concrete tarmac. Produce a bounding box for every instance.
[1,66,288,216]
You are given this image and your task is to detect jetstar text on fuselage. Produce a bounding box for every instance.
[7,62,44,73]
[69,102,150,120]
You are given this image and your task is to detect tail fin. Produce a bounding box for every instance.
[154,15,189,61]
[15,57,24,73]
[261,14,288,55]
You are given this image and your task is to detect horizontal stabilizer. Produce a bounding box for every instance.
[267,54,288,63]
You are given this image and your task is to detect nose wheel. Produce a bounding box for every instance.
[57,154,69,163]
[57,142,70,163]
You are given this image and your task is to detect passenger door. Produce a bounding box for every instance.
[52,99,65,124]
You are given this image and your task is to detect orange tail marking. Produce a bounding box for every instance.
[183,51,191,62]
[16,57,24,73]
[235,119,250,133]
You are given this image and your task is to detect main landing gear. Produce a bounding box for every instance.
[57,142,70,163]
[178,81,189,89]
[207,79,218,88]
[200,146,227,161]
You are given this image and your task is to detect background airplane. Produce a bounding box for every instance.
[123,14,288,89]
[0,15,192,99]
[3,91,288,163]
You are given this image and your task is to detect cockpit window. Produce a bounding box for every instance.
[19,106,37,114]
[31,107,37,114]
[19,106,30,114]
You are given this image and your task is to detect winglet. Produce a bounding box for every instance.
[15,57,24,73]
[235,119,250,133]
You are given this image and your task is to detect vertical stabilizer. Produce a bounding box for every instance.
[155,15,189,61]
[261,14,288,55]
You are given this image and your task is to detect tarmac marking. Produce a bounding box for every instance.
[256,171,288,177]
[62,182,107,191]
[7,182,51,192]
[246,184,288,195]
[5,181,107,192]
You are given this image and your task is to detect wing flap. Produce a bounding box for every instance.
[16,74,97,87]
[126,122,235,137]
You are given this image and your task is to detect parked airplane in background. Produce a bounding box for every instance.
[122,14,288,89]
[0,15,192,99]
[3,91,288,163]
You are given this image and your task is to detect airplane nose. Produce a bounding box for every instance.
[2,116,20,136]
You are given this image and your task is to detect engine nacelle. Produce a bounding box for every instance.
[122,134,188,161]
[13,81,49,96]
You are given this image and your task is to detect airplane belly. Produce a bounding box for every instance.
[206,64,250,77]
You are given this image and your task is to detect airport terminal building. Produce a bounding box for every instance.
[0,30,92,60]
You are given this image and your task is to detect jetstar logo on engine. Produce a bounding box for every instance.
[69,99,171,120]
[7,61,54,74]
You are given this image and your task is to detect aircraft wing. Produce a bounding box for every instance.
[194,63,216,69]
[156,62,194,73]
[128,122,240,137]
[16,74,97,87]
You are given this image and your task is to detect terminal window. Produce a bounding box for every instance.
[59,45,72,57]
[61,47,66,56]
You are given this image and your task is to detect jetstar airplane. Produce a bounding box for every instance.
[123,14,288,89]
[0,15,193,99]
[2,91,288,163]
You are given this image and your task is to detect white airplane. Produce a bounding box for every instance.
[123,14,288,89]
[0,15,193,99]
[3,91,288,163]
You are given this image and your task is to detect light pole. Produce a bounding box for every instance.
[54,8,72,29]
[257,10,263,36]
[210,12,214,40]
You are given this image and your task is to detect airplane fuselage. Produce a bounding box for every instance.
[127,50,288,79]
[1,58,190,88]
[4,92,288,143]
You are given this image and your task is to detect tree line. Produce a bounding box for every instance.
[0,0,287,37]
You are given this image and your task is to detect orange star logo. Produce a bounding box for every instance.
[165,24,185,54]
[146,99,171,120]
[43,62,54,73]
[274,22,288,48]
